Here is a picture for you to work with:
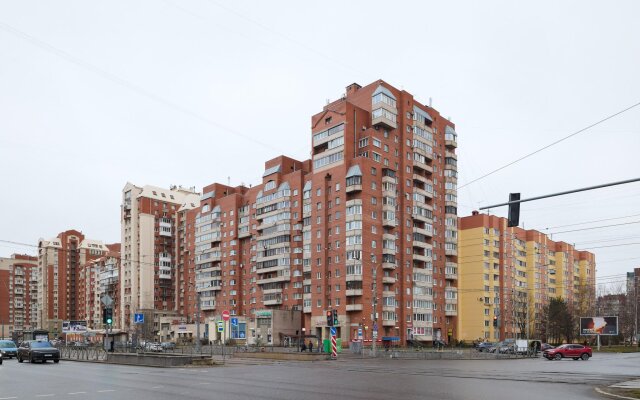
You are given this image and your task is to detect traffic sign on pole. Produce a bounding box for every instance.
[222,310,230,321]
[217,321,224,332]
[230,317,238,327]
[134,313,144,324]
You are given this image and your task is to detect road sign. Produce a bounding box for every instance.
[134,313,144,324]
[230,317,238,327]
[217,321,224,332]
[101,295,113,307]
[330,327,336,336]
[357,328,363,340]
[373,323,378,331]
[222,310,230,321]
[372,331,378,339]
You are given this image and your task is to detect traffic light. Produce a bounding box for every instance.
[326,310,333,326]
[492,316,498,328]
[332,309,339,326]
[507,193,520,227]
[103,308,113,325]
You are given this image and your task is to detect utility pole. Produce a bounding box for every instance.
[635,275,638,346]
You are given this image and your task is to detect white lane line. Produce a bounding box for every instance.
[68,393,87,395]
[36,395,55,398]
[0,397,18,399]
[151,386,163,389]
[197,383,210,385]
[96,390,115,393]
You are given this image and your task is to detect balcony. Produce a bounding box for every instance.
[346,304,363,312]
[346,274,363,282]
[263,287,283,295]
[445,126,458,148]
[382,218,396,228]
[382,262,396,270]
[382,319,396,327]
[256,275,291,285]
[413,226,433,238]
[372,107,397,129]
[413,253,432,263]
[382,276,396,284]
[263,297,283,306]
[303,305,312,313]
[445,309,458,316]
[346,289,363,297]
[445,247,458,257]
[413,240,430,250]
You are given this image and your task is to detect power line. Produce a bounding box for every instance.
[579,243,640,251]
[549,220,640,235]
[0,20,283,154]
[458,101,640,190]
[543,213,640,230]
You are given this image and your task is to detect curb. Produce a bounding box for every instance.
[595,387,639,400]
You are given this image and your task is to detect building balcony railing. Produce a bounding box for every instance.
[256,275,291,285]
[346,304,363,312]
[445,309,458,316]
[382,276,396,284]
[382,319,396,327]
[345,274,363,282]
[346,289,363,297]
[263,297,283,306]
[382,262,396,270]
[303,305,312,313]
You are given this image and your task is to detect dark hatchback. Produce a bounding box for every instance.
[0,340,18,359]
[17,340,60,363]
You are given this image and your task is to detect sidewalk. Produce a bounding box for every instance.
[596,379,640,399]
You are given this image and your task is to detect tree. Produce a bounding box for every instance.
[545,297,575,344]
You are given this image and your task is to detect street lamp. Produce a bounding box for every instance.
[300,327,306,352]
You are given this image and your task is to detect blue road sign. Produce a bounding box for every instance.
[230,317,238,327]
[217,321,224,332]
[134,313,144,324]
[330,327,336,336]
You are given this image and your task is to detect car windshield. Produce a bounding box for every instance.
[31,341,53,348]
[0,341,17,348]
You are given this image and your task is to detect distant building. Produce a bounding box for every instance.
[120,183,199,336]
[0,254,38,337]
[37,230,108,335]
[458,212,596,342]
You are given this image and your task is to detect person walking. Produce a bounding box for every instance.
[308,340,313,352]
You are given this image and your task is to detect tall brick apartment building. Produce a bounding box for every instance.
[129,80,459,345]
[120,183,200,333]
[0,254,38,337]
[37,230,110,335]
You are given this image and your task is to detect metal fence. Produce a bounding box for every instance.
[60,345,108,361]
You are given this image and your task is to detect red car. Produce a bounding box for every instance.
[543,344,592,361]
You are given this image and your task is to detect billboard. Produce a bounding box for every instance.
[580,316,618,336]
[62,320,88,333]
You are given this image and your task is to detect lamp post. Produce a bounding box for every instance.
[301,327,306,352]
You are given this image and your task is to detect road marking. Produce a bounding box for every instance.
[151,386,163,389]
[0,397,18,399]
[36,395,55,398]
[197,382,210,385]
[68,393,86,395]
[96,390,115,393]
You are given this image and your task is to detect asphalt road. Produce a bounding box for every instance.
[1,353,638,400]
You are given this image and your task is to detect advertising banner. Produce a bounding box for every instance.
[62,320,88,333]
[580,316,618,335]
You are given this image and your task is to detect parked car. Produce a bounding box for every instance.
[17,340,60,363]
[543,344,592,361]
[476,342,494,352]
[161,342,176,350]
[0,340,18,359]
[540,343,555,351]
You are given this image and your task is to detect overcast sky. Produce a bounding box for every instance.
[1,0,638,289]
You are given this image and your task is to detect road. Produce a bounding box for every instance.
[1,353,638,400]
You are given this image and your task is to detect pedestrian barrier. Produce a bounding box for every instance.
[60,346,108,361]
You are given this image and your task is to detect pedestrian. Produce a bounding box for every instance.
[308,340,313,352]
[301,341,307,352]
